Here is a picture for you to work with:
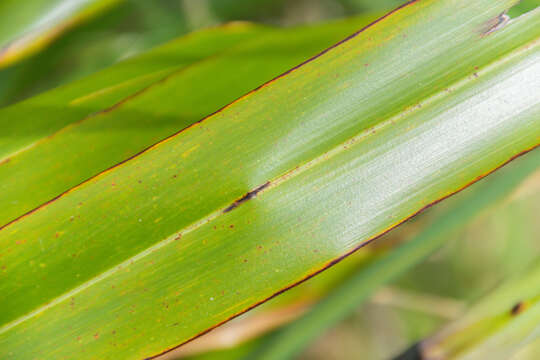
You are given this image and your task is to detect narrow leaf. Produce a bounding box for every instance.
[0,0,122,68]
[0,1,538,359]
[403,260,540,360]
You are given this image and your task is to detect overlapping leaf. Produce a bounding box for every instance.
[0,15,379,227]
[0,1,539,359]
[413,261,540,360]
[0,0,122,68]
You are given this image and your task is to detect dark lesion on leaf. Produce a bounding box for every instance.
[223,182,270,213]
[480,11,510,37]
[510,301,526,316]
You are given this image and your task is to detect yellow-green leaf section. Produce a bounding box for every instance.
[0,0,123,68]
[0,1,539,359]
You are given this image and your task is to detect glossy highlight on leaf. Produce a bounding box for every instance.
[0,0,122,68]
[0,0,539,359]
[249,149,540,360]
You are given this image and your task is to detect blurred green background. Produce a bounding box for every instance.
[0,1,538,359]
[0,0,407,107]
[1,0,538,107]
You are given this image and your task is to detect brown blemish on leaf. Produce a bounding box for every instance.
[223,182,270,213]
[481,12,510,37]
[511,301,526,316]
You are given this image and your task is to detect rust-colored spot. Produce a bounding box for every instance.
[511,301,526,316]
[94,333,99,339]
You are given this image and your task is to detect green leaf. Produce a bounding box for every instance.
[508,0,540,17]
[0,0,122,68]
[0,1,538,359]
[0,15,379,227]
[408,260,540,360]
[246,144,540,360]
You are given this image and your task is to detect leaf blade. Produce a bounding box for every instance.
[0,0,122,68]
[1,1,539,359]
